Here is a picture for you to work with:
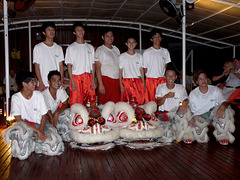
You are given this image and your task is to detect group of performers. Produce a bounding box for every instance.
[3,22,236,160]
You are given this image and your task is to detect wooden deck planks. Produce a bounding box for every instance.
[0,121,239,180]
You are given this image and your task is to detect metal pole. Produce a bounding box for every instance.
[191,50,194,74]
[233,46,236,58]
[3,0,10,118]
[182,0,186,88]
[139,24,142,54]
[29,22,32,72]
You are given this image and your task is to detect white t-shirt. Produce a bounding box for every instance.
[65,42,94,75]
[189,85,226,116]
[33,42,64,86]
[119,52,143,78]
[155,83,188,111]
[143,47,171,78]
[11,91,48,124]
[225,69,240,87]
[95,45,120,79]
[42,87,69,114]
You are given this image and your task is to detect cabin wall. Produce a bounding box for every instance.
[0,26,239,86]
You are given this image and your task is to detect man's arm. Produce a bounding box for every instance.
[229,68,240,80]
[59,61,64,85]
[119,69,124,93]
[157,92,175,109]
[179,99,189,114]
[15,115,46,140]
[91,63,96,89]
[67,64,77,91]
[52,99,69,126]
[34,63,45,91]
[140,67,145,89]
[216,101,229,119]
[95,61,105,94]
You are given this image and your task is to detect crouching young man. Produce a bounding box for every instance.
[6,71,65,159]
[42,70,69,127]
[11,71,48,140]
[189,72,235,145]
[155,67,193,143]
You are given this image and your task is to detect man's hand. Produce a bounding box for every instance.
[71,80,77,91]
[179,105,188,115]
[99,84,106,94]
[216,104,225,119]
[37,130,46,141]
[39,82,46,91]
[91,81,96,90]
[189,118,196,127]
[217,83,225,89]
[120,84,125,93]
[229,68,236,74]
[166,92,175,98]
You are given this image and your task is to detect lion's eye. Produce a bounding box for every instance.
[117,111,128,122]
[107,114,116,123]
[72,113,83,126]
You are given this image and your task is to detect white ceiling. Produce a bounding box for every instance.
[0,0,240,49]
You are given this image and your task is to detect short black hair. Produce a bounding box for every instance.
[101,28,114,37]
[125,35,137,43]
[42,22,56,33]
[72,22,85,32]
[48,70,61,81]
[150,28,162,39]
[16,71,35,89]
[165,66,177,75]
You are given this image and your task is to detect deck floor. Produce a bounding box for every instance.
[0,119,240,180]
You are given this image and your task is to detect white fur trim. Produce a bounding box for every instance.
[120,126,163,139]
[69,103,89,130]
[114,102,134,127]
[101,101,115,119]
[144,101,157,114]
[70,129,119,144]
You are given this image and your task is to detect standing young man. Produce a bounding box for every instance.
[65,22,96,106]
[11,71,48,140]
[119,36,145,106]
[143,28,171,103]
[42,70,69,127]
[95,29,120,105]
[33,22,64,91]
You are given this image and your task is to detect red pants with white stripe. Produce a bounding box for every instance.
[70,73,96,106]
[98,76,120,105]
[145,77,166,103]
[121,78,144,105]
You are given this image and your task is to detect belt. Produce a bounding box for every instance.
[225,86,240,89]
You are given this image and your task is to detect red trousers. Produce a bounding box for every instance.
[70,73,96,106]
[228,88,240,109]
[121,78,144,105]
[145,77,166,103]
[98,76,120,105]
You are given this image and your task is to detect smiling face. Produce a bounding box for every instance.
[74,26,85,38]
[102,31,114,47]
[126,38,137,50]
[23,78,36,91]
[165,70,177,86]
[48,75,61,91]
[43,26,55,39]
[151,33,162,46]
